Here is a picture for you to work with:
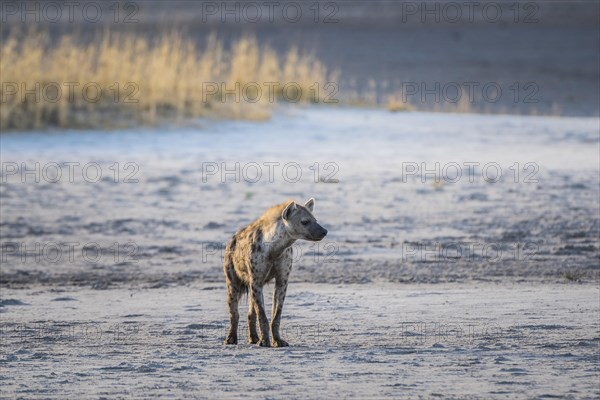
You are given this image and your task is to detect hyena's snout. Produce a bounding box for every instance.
[312,224,328,241]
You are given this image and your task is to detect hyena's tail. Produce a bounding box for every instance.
[223,236,248,299]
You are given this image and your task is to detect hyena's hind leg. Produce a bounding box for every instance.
[224,284,241,344]
[224,259,243,345]
[247,301,260,344]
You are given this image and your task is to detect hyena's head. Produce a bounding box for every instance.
[281,198,328,241]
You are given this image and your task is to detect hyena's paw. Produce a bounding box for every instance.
[258,338,271,347]
[248,335,260,344]
[272,338,289,348]
[224,335,237,345]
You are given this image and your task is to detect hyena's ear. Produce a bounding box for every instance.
[282,202,297,221]
[304,198,315,212]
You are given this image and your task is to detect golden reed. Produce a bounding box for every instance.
[1,28,338,130]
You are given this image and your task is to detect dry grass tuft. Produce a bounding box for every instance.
[1,28,335,130]
[385,94,415,112]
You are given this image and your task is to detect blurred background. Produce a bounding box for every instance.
[1,0,599,130]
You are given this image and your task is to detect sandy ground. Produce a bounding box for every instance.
[1,283,598,399]
[1,107,599,397]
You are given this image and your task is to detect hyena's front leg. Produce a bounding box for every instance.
[271,278,289,347]
[247,302,259,344]
[250,283,270,347]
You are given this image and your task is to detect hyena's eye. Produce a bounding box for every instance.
[301,220,309,225]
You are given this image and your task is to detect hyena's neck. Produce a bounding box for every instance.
[263,220,296,257]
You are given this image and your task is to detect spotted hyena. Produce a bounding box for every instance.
[223,198,328,347]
